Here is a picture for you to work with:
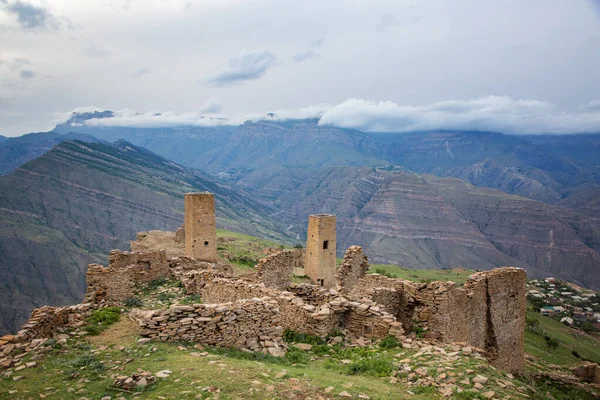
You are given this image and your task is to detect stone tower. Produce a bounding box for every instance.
[304,214,337,288]
[184,192,217,262]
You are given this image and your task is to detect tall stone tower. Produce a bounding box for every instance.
[304,214,337,288]
[184,192,217,262]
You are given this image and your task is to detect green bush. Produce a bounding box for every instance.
[283,329,326,345]
[411,324,426,338]
[345,356,394,377]
[285,347,310,364]
[545,336,559,349]
[374,268,397,278]
[70,354,105,373]
[84,307,121,335]
[311,344,333,355]
[157,292,176,302]
[124,297,143,308]
[179,294,202,305]
[378,335,399,349]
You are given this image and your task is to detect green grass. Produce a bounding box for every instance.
[524,310,600,366]
[369,264,473,284]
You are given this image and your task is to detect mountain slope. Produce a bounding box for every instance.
[367,130,600,204]
[272,166,600,288]
[0,131,99,175]
[0,140,290,334]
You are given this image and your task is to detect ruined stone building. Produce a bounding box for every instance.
[6,192,528,375]
[304,214,337,288]
[184,192,217,262]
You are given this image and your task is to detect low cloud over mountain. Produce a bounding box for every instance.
[60,96,600,135]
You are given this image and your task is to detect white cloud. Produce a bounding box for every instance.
[69,96,600,134]
[205,49,276,87]
[197,98,222,114]
[318,96,600,134]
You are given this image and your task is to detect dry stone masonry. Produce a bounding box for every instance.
[335,245,370,294]
[184,192,217,262]
[139,297,285,356]
[304,214,337,288]
[344,267,527,373]
[255,249,304,289]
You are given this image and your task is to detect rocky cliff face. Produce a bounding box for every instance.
[274,166,600,289]
[0,140,290,334]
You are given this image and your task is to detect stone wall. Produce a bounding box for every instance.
[335,246,369,294]
[12,303,95,343]
[139,298,285,355]
[348,267,527,373]
[182,270,403,340]
[573,363,600,385]
[285,283,336,306]
[108,250,170,282]
[85,250,171,303]
[256,249,304,289]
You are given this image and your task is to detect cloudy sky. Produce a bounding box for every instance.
[1,0,600,136]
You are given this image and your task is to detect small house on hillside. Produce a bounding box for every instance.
[561,317,574,326]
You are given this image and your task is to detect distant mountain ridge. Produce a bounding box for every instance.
[0,131,100,175]
[51,115,600,204]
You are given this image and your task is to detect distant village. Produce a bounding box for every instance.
[528,278,600,332]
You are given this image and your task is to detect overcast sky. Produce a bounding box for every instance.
[1,0,600,136]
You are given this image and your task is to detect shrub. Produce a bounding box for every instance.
[124,297,143,308]
[283,330,326,345]
[285,347,310,364]
[378,335,400,349]
[374,268,397,278]
[157,292,176,303]
[545,336,559,349]
[411,325,426,338]
[294,244,304,249]
[71,354,105,373]
[345,357,394,377]
[84,307,120,335]
[179,294,202,305]
[581,321,596,332]
[146,277,167,290]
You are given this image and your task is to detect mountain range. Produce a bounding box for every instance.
[0,111,599,333]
